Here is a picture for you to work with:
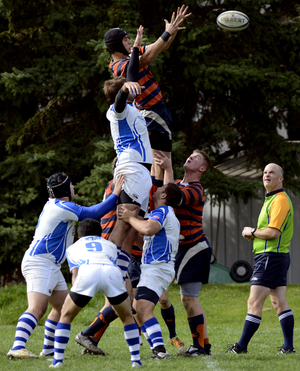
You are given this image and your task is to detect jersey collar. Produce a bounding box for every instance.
[266,188,284,198]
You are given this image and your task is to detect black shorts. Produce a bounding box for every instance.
[251,252,290,289]
[140,103,173,152]
[149,131,172,152]
[175,239,212,284]
[135,286,159,305]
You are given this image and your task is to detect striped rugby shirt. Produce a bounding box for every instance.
[174,180,206,248]
[109,46,164,110]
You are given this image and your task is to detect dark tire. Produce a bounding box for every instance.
[230,260,253,283]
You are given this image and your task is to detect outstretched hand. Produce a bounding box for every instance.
[165,4,192,35]
[133,25,144,48]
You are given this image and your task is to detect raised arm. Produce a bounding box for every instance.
[115,26,144,112]
[154,150,174,184]
[127,25,144,82]
[139,4,191,69]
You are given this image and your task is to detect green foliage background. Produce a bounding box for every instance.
[1,0,300,276]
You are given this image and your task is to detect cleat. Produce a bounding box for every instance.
[204,343,212,356]
[75,332,105,355]
[177,345,203,357]
[151,349,171,359]
[170,336,186,348]
[7,348,38,359]
[226,343,248,354]
[81,348,93,355]
[40,351,54,360]
[278,346,296,354]
[49,362,63,368]
[132,361,143,367]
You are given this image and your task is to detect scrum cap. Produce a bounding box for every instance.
[104,28,129,56]
[47,172,72,200]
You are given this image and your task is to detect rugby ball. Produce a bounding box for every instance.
[216,10,250,31]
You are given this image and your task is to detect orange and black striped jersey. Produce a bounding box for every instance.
[100,180,117,240]
[174,180,206,249]
[131,244,142,262]
[109,46,164,110]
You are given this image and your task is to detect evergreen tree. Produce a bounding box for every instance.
[0,0,299,278]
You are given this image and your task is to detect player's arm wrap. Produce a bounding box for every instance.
[114,88,129,113]
[127,47,139,82]
[160,31,171,42]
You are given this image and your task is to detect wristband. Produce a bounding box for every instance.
[161,31,171,42]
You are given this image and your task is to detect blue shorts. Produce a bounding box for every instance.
[251,252,290,289]
[175,239,212,284]
[128,257,141,288]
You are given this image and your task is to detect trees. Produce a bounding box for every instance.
[1,0,300,278]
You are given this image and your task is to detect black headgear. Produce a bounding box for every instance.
[104,28,129,56]
[47,173,72,200]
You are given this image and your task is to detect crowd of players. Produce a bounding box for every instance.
[6,3,295,368]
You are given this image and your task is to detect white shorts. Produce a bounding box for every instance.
[137,263,175,298]
[114,162,152,213]
[22,252,67,296]
[71,263,127,298]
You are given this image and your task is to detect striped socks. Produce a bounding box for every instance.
[52,322,70,366]
[124,322,141,365]
[12,312,37,350]
[41,318,57,356]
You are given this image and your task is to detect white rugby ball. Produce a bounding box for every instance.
[216,10,250,31]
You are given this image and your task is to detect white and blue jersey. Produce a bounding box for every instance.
[67,236,118,271]
[26,195,118,265]
[107,103,152,166]
[142,205,180,265]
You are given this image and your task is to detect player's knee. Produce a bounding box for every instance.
[158,297,170,309]
[181,295,193,309]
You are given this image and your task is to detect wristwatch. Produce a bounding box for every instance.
[251,228,256,237]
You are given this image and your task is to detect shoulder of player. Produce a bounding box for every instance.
[52,198,79,210]
[177,181,203,193]
[270,191,292,209]
[110,57,129,69]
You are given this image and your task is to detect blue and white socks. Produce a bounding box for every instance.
[41,318,57,356]
[11,312,37,350]
[124,322,141,366]
[52,322,70,366]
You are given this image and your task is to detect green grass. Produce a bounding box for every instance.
[0,283,299,370]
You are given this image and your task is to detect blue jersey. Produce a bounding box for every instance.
[107,102,152,166]
[27,195,118,265]
[142,205,180,265]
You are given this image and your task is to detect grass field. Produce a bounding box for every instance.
[0,282,299,370]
